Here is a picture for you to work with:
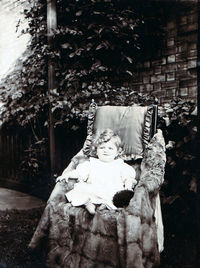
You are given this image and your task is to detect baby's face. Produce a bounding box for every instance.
[96,140,118,162]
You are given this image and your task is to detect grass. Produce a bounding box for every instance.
[0,208,46,268]
[0,206,197,268]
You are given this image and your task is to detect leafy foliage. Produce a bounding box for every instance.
[1,1,193,193]
[0,0,161,182]
[18,138,49,182]
[47,0,145,125]
[0,0,48,130]
[0,0,165,130]
[159,99,198,239]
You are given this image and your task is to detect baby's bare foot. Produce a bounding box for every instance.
[85,202,96,215]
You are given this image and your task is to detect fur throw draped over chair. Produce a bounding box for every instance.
[29,101,166,268]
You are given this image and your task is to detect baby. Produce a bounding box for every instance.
[57,129,137,214]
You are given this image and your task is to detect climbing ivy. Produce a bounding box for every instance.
[0,0,48,136]
[0,0,167,132]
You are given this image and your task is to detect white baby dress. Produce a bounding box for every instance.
[66,157,137,209]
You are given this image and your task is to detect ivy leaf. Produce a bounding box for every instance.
[99,66,107,71]
[126,70,133,76]
[125,56,133,64]
[76,10,82,16]
[82,82,87,88]
[69,52,75,58]
[61,43,71,49]
[96,43,105,50]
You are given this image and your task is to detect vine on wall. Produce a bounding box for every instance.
[0,0,166,130]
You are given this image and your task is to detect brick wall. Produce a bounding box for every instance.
[130,1,198,104]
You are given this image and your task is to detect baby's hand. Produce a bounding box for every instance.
[56,175,69,183]
[124,182,133,191]
[124,178,137,191]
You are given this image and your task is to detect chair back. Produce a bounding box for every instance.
[83,101,158,161]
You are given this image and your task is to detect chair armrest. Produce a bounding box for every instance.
[50,150,89,204]
[138,129,166,194]
[127,185,154,223]
[47,181,69,204]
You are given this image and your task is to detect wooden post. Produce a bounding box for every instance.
[196,1,200,267]
[198,0,200,135]
[47,0,57,179]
